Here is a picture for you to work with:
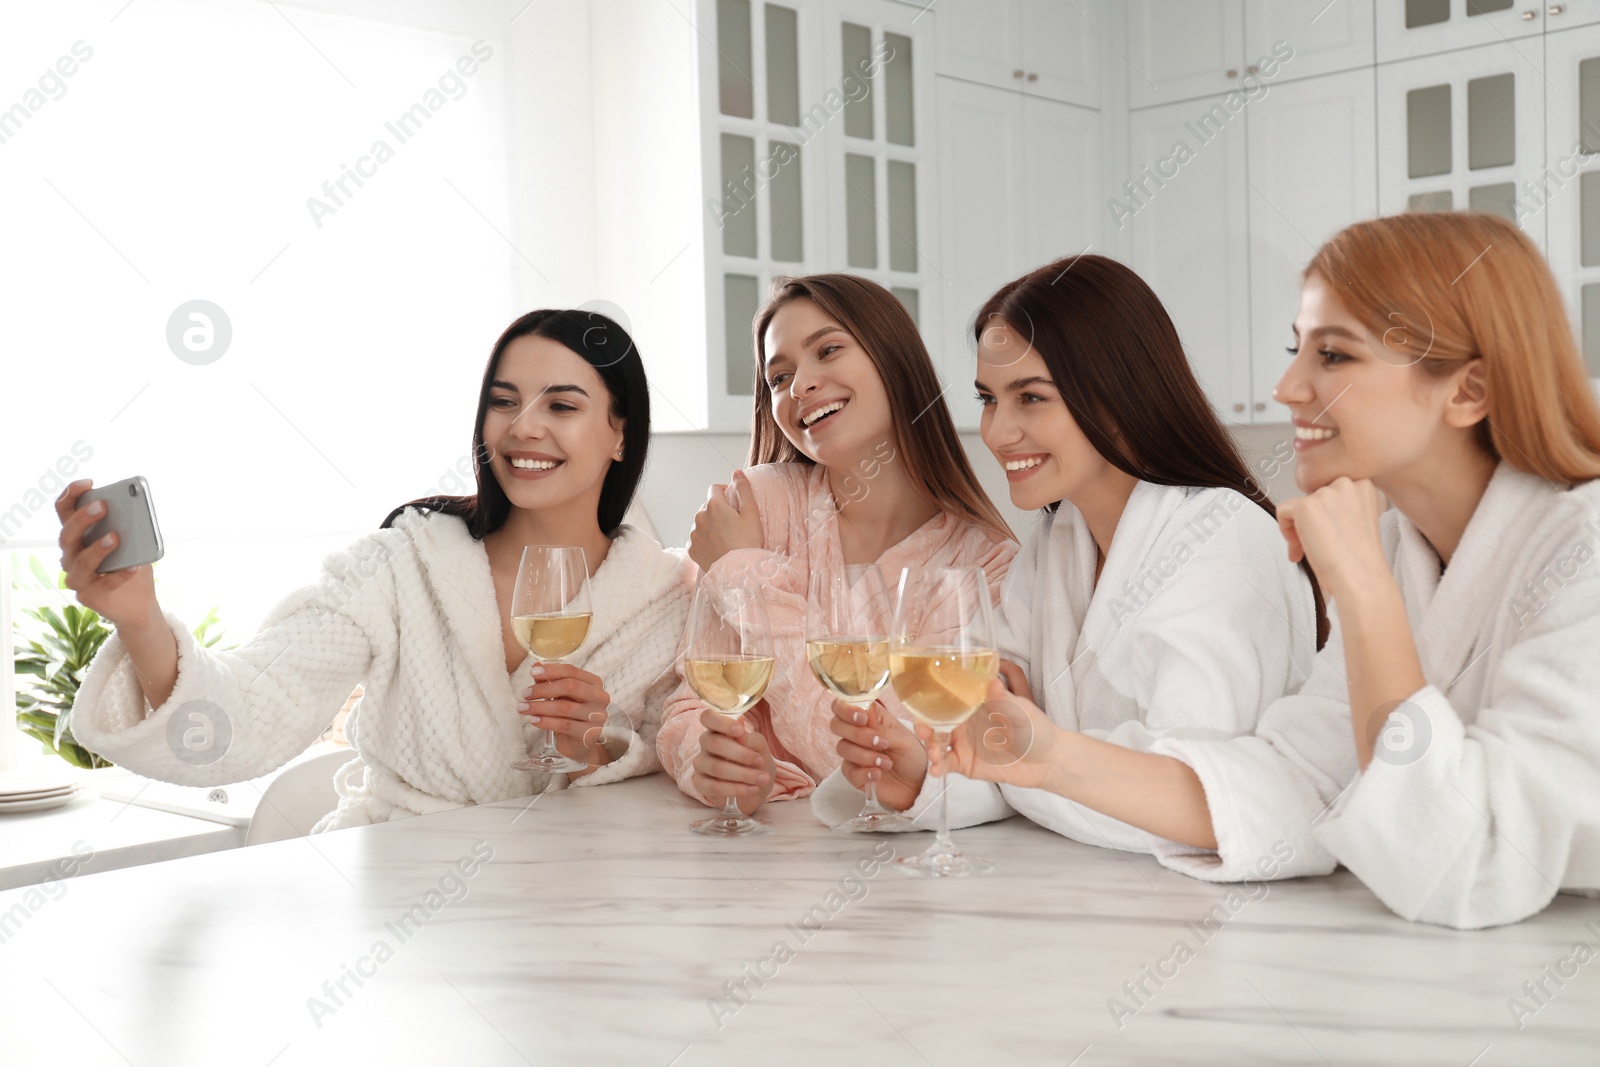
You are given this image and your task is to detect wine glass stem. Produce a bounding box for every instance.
[931,730,955,855]
[720,795,746,822]
[853,698,890,816]
[533,657,567,758]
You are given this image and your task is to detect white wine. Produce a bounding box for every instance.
[806,638,890,703]
[512,612,592,661]
[889,648,999,727]
[686,655,776,717]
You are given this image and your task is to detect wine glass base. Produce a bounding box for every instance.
[891,849,993,878]
[510,753,588,774]
[831,810,913,833]
[690,813,774,837]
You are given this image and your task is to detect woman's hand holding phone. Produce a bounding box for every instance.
[54,479,178,709]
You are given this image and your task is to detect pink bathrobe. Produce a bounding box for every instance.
[657,461,1017,804]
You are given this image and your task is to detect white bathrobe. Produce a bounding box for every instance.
[812,480,1319,848]
[1147,463,1600,929]
[71,509,694,831]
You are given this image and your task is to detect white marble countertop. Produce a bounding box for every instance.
[1,774,1596,1066]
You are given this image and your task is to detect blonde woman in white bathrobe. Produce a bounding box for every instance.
[813,254,1329,853]
[56,309,693,830]
[911,212,1600,929]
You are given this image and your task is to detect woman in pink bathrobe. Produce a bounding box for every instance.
[657,274,1018,813]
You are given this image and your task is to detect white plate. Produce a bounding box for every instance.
[0,786,79,802]
[0,790,86,814]
[0,773,80,797]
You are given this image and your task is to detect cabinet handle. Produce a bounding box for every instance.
[1247,65,1259,75]
[1232,402,1246,413]
[1522,9,1537,18]
[1254,402,1266,412]
[1013,69,1024,78]
[1549,4,1565,14]
[1226,68,1239,78]
[1026,72,1038,81]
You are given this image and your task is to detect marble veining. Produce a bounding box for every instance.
[1,774,1596,1066]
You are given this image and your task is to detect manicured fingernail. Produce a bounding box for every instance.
[874,756,886,768]
[516,701,529,712]
[88,501,105,515]
[530,665,545,677]
[851,711,865,725]
[100,534,114,546]
[871,735,882,748]
[521,686,533,698]
[529,715,542,724]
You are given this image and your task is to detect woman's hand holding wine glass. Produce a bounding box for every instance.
[827,697,926,811]
[509,545,597,774]
[689,703,776,813]
[516,662,614,769]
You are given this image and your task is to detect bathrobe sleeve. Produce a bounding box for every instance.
[1313,562,1600,929]
[70,531,399,786]
[656,469,818,805]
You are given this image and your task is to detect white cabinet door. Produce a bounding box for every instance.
[1126,95,1252,422]
[1019,96,1101,270]
[1546,0,1600,30]
[1244,0,1374,83]
[934,0,1026,91]
[1542,24,1600,376]
[1126,0,1244,109]
[1020,0,1103,108]
[936,76,1024,428]
[1375,41,1545,250]
[1246,68,1378,423]
[1376,0,1543,63]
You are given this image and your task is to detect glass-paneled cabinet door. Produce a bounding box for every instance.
[1543,24,1600,378]
[1376,0,1543,64]
[702,0,830,429]
[1544,1,1600,31]
[820,0,940,346]
[1375,40,1545,249]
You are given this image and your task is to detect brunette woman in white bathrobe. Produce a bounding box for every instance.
[813,254,1330,853]
[56,310,693,830]
[906,212,1600,929]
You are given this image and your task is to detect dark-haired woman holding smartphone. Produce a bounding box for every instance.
[60,310,692,830]
[815,256,1327,850]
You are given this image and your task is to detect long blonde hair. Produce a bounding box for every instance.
[1307,212,1600,484]
[750,273,1013,543]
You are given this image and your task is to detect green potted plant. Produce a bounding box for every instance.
[13,556,230,769]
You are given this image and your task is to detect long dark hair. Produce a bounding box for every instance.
[975,255,1328,649]
[751,273,1013,543]
[382,309,650,538]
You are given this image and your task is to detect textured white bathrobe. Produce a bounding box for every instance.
[1148,463,1600,928]
[813,481,1319,847]
[72,509,694,831]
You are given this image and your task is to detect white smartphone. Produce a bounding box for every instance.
[80,476,165,573]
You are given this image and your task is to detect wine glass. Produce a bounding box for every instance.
[682,572,777,836]
[887,565,998,877]
[806,564,910,832]
[509,545,593,774]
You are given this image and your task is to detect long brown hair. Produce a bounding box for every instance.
[750,273,1013,543]
[976,254,1329,649]
[1307,211,1600,484]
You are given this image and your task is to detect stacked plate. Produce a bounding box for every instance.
[0,772,89,814]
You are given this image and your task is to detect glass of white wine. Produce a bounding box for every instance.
[509,545,594,774]
[806,564,909,832]
[888,565,999,877]
[683,573,777,837]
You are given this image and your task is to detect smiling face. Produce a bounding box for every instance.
[1279,271,1487,494]
[975,321,1121,511]
[481,334,625,516]
[761,297,894,466]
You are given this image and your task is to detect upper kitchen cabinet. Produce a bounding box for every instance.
[935,77,1101,428]
[698,0,938,430]
[1126,0,1245,108]
[1244,0,1375,83]
[1125,93,1252,422]
[1375,40,1545,247]
[1540,23,1600,376]
[933,0,1105,107]
[1376,0,1543,63]
[1246,68,1378,423]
